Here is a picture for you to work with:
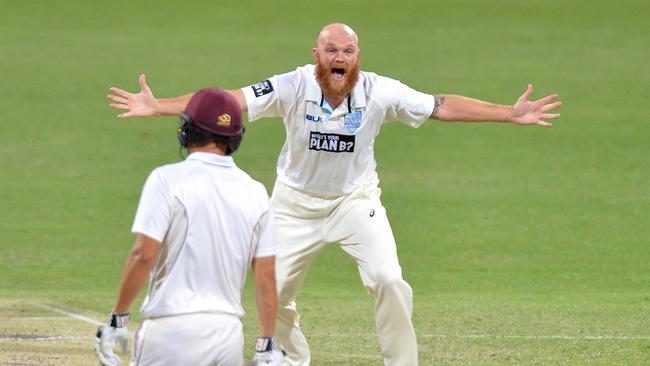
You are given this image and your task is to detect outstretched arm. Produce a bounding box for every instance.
[108,74,247,119]
[431,84,562,127]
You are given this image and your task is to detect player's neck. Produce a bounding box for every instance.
[323,94,347,110]
[188,144,227,156]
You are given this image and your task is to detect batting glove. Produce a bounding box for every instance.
[251,336,286,366]
[95,311,130,366]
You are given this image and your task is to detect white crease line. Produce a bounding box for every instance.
[307,333,650,340]
[13,316,69,320]
[420,334,650,340]
[33,303,135,337]
[33,303,104,326]
[0,335,91,342]
[500,335,650,340]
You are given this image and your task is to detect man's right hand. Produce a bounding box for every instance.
[251,337,285,366]
[108,74,159,118]
[95,311,130,366]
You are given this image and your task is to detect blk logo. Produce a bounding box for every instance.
[306,114,323,123]
[369,209,375,217]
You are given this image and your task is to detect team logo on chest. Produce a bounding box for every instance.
[343,111,362,133]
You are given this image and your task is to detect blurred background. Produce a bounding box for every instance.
[1,1,648,364]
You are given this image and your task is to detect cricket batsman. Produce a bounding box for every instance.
[96,89,284,365]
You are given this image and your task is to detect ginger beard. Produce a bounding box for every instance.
[315,55,360,101]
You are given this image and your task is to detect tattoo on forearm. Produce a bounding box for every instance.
[432,95,445,120]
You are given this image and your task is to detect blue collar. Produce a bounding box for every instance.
[320,93,352,117]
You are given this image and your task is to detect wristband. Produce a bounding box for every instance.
[255,336,277,352]
[108,311,130,328]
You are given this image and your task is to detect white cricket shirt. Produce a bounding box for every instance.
[242,64,435,197]
[131,152,275,318]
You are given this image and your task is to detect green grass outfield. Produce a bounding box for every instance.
[1,0,649,364]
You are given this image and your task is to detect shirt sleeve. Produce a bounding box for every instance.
[241,70,300,122]
[252,208,276,258]
[131,169,173,242]
[380,76,436,128]
[241,75,282,122]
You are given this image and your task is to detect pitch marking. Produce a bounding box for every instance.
[0,335,91,342]
[419,334,650,340]
[33,303,104,326]
[32,303,136,338]
[308,333,650,341]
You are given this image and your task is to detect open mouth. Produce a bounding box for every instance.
[331,68,345,81]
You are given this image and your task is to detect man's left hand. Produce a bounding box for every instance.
[511,84,562,127]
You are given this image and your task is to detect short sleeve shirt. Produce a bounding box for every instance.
[131,152,275,318]
[242,64,435,197]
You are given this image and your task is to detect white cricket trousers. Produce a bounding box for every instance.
[130,312,244,366]
[272,182,418,366]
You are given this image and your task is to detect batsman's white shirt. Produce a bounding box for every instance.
[131,152,275,318]
[242,64,435,197]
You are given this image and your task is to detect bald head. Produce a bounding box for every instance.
[316,23,359,48]
[312,23,361,104]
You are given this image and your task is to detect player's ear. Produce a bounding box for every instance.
[312,48,318,61]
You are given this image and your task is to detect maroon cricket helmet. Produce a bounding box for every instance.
[179,88,244,154]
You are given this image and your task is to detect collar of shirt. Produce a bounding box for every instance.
[321,98,334,117]
[304,64,367,111]
[186,151,235,167]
